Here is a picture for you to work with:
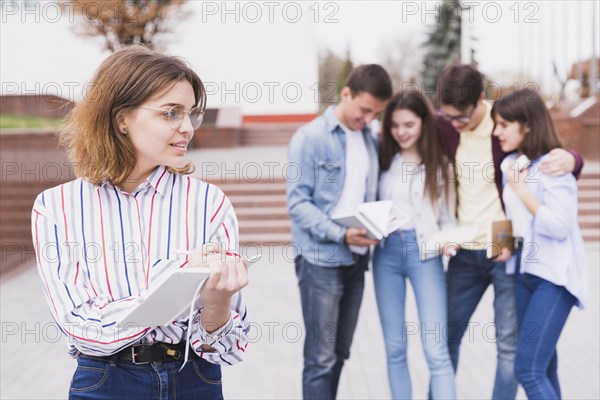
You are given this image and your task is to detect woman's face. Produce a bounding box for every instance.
[390,108,422,153]
[493,114,527,153]
[121,80,196,177]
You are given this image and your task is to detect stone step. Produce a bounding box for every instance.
[578,202,600,215]
[229,194,287,208]
[212,182,286,196]
[240,124,297,146]
[235,206,289,220]
[582,228,600,242]
[579,215,600,229]
[579,191,600,203]
[238,232,292,245]
[239,219,291,234]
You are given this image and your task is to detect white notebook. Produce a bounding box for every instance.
[119,267,210,328]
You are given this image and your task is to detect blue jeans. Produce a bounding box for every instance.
[373,230,455,399]
[295,254,367,400]
[514,273,576,400]
[446,249,518,400]
[69,354,223,399]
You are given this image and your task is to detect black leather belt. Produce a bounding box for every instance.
[114,342,191,364]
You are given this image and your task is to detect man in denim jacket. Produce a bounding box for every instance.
[286,65,392,400]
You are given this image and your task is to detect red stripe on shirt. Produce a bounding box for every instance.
[97,191,115,301]
[145,167,168,287]
[61,185,69,241]
[132,196,147,289]
[65,326,150,345]
[222,223,231,249]
[210,194,226,223]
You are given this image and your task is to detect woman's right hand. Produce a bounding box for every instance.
[493,247,513,263]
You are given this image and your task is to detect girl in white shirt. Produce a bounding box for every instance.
[492,88,588,400]
[374,90,456,399]
[32,45,250,399]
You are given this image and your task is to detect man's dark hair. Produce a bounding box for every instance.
[437,64,483,110]
[345,64,393,100]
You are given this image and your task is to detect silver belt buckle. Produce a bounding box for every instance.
[131,345,150,365]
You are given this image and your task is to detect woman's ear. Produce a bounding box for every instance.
[116,110,129,135]
[522,123,531,135]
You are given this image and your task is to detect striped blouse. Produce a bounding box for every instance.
[31,165,249,365]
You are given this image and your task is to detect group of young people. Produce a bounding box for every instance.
[31,44,588,400]
[287,64,588,399]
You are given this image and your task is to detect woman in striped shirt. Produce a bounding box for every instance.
[31,45,250,399]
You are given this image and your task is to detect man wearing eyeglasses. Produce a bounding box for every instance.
[436,64,583,400]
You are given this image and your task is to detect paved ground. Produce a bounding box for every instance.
[1,243,598,399]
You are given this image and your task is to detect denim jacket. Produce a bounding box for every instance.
[286,106,379,267]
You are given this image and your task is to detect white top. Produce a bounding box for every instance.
[378,154,416,229]
[331,125,370,254]
[500,158,533,238]
[378,153,457,260]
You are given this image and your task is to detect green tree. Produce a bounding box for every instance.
[421,0,463,103]
[336,49,354,93]
[62,0,188,52]
[317,49,353,111]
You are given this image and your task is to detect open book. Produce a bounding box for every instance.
[119,266,210,327]
[486,220,514,259]
[332,200,411,240]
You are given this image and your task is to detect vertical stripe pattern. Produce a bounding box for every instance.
[31,166,248,365]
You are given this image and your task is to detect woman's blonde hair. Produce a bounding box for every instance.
[60,45,206,186]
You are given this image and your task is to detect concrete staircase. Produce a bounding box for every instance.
[578,168,600,242]
[214,180,291,245]
[240,123,298,146]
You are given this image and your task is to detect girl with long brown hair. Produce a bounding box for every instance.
[374,90,456,399]
[492,88,588,399]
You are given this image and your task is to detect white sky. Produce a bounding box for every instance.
[1,1,598,114]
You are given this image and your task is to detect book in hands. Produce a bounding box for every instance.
[486,220,514,259]
[331,200,411,240]
[118,266,210,327]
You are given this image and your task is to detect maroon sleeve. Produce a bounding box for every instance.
[568,150,584,180]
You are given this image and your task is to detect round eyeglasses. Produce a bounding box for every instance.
[441,103,477,125]
[138,105,205,130]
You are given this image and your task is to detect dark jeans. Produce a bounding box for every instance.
[446,249,519,400]
[69,354,223,399]
[514,273,576,400]
[295,255,367,400]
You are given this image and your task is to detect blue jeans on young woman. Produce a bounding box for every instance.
[295,254,367,400]
[69,354,223,399]
[446,249,519,400]
[373,230,455,399]
[514,272,576,400]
